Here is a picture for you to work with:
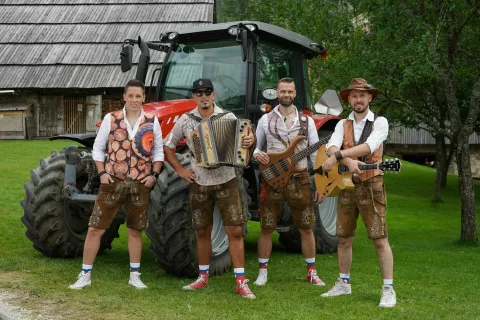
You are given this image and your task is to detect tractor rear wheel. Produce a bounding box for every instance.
[21,150,123,258]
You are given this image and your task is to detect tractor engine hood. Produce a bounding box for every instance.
[142,99,197,138]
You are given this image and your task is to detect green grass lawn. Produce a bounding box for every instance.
[0,140,479,320]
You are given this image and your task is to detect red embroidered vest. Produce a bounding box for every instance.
[343,119,383,182]
[104,111,155,180]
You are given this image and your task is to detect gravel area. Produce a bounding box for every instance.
[0,292,32,320]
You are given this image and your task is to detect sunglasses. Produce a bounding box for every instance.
[193,89,213,97]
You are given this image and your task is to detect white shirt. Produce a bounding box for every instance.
[163,104,236,186]
[92,106,164,162]
[254,106,319,169]
[326,110,388,154]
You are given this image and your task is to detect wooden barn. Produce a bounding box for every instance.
[0,0,214,138]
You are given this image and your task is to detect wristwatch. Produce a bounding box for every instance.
[151,171,160,180]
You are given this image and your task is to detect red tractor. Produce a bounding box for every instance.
[21,21,342,277]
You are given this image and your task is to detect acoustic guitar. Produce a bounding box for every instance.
[313,144,402,197]
[259,134,331,188]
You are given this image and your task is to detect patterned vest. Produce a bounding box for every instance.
[104,111,155,180]
[266,110,309,169]
[343,119,383,182]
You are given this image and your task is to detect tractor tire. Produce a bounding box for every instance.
[278,129,339,254]
[21,150,124,258]
[147,153,250,277]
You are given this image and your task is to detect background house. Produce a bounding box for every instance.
[0,0,215,137]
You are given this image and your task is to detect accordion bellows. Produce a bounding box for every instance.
[191,118,252,168]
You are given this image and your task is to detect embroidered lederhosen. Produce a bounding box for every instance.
[336,115,388,239]
[105,111,155,180]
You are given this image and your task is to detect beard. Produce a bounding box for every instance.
[279,97,293,107]
[352,103,368,114]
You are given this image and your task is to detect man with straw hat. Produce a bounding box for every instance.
[320,78,396,308]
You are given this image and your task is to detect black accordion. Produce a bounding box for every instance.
[191,118,252,168]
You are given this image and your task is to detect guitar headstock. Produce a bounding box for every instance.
[379,158,402,173]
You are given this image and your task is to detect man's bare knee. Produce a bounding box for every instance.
[196,225,213,238]
[373,237,390,250]
[225,225,243,239]
[127,228,142,238]
[338,236,354,248]
[87,227,106,238]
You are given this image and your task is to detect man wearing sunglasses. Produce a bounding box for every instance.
[163,78,256,299]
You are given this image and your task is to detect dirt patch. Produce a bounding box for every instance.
[0,272,61,320]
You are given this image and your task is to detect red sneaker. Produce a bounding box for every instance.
[183,274,208,290]
[306,269,326,286]
[236,279,256,299]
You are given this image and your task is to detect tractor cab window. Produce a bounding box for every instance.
[257,42,302,107]
[160,40,247,117]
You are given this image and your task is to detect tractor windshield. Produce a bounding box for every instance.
[159,40,247,116]
[257,41,312,109]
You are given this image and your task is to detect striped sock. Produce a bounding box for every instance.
[383,279,393,286]
[82,264,92,274]
[130,262,140,273]
[258,258,269,270]
[340,273,350,284]
[305,257,315,271]
[234,268,245,281]
[199,265,209,276]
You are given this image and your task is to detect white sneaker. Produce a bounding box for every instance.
[378,285,396,308]
[69,272,91,290]
[128,272,148,289]
[254,269,268,286]
[321,278,352,297]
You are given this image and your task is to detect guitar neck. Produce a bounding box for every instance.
[338,163,379,173]
[290,135,331,164]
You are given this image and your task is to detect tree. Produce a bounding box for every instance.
[217,0,480,242]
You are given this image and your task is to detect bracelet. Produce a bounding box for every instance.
[334,151,343,161]
[98,170,108,177]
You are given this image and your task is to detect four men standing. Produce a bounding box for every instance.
[69,77,395,308]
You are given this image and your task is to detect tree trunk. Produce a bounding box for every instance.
[434,134,446,202]
[456,137,478,243]
[443,140,456,188]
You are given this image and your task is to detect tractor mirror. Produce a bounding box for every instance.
[314,89,343,116]
[240,29,248,62]
[120,43,133,73]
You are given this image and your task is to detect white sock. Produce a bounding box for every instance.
[82,264,93,273]
[234,268,245,278]
[339,273,350,283]
[130,262,140,273]
[258,258,269,270]
[383,279,393,286]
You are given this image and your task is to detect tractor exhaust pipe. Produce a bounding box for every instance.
[135,36,150,84]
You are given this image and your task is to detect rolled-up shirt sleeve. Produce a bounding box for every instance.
[307,117,319,164]
[152,117,164,161]
[325,119,345,151]
[253,115,267,154]
[163,115,185,149]
[365,117,389,154]
[92,114,111,162]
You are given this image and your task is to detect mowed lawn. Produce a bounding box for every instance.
[0,140,479,320]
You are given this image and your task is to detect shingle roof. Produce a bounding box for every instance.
[0,1,214,89]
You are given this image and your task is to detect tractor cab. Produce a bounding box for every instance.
[121,21,329,124]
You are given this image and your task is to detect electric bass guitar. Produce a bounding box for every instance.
[313,144,402,197]
[259,135,332,188]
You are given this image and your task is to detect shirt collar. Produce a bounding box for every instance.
[348,109,374,123]
[189,103,223,117]
[122,105,144,119]
[273,105,299,120]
